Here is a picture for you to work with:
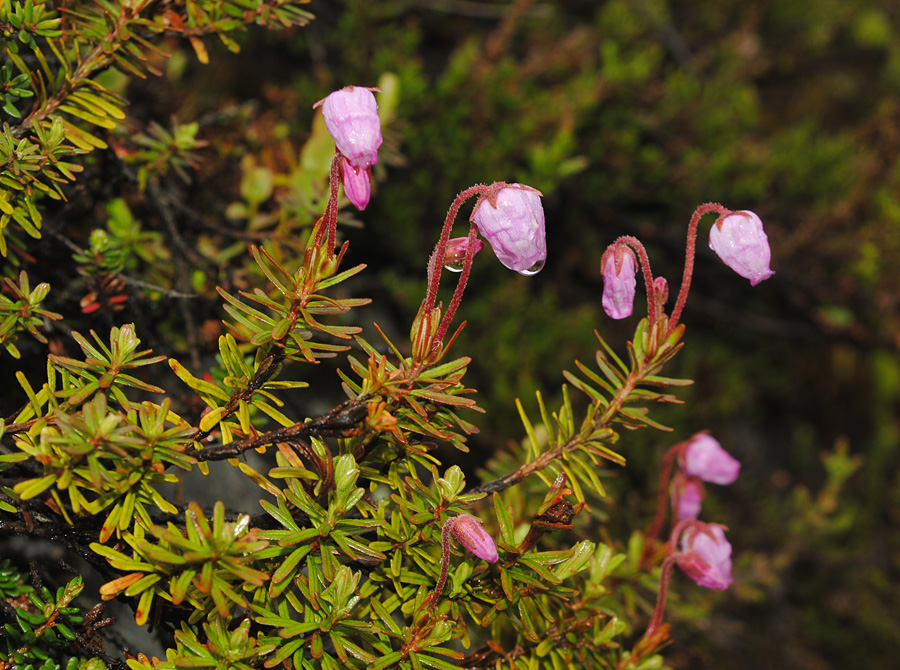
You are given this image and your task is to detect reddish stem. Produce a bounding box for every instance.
[668,202,730,334]
[644,443,685,549]
[425,183,502,314]
[433,222,480,345]
[427,516,460,610]
[644,519,693,638]
[315,153,344,254]
[613,235,657,326]
[645,554,677,640]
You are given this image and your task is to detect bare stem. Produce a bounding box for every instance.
[668,203,730,333]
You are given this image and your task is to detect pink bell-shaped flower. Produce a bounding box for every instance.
[679,433,740,486]
[449,514,499,562]
[676,523,733,590]
[320,86,383,169]
[341,159,371,210]
[709,210,774,286]
[471,184,546,275]
[600,245,637,319]
[670,470,705,521]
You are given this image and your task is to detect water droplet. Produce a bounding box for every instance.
[519,259,545,276]
[443,259,466,273]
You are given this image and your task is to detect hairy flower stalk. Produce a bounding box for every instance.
[427,514,498,609]
[669,203,774,334]
[417,182,546,364]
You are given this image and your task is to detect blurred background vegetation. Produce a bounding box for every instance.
[4,0,900,667]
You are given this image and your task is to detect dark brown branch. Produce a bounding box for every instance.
[186,395,371,461]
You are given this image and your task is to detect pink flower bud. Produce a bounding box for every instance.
[652,276,668,305]
[449,514,498,562]
[443,236,485,272]
[600,245,637,319]
[319,86,383,169]
[471,184,546,275]
[341,158,371,210]
[709,210,774,286]
[679,433,740,485]
[676,523,733,590]
[670,470,705,521]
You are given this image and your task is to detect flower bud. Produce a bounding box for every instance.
[449,514,499,562]
[652,276,668,305]
[679,433,740,485]
[676,523,733,590]
[443,236,485,272]
[670,470,705,521]
[600,245,637,319]
[341,158,371,210]
[471,184,546,275]
[709,210,774,286]
[319,86,383,169]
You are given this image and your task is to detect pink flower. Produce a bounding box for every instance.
[676,523,733,590]
[670,470,705,521]
[449,514,499,562]
[341,159,371,210]
[319,86,383,169]
[600,245,637,319]
[443,236,485,272]
[680,433,740,485]
[709,210,774,286]
[471,185,546,275]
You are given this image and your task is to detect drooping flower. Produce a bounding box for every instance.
[317,86,383,211]
[709,210,774,286]
[341,159,371,210]
[676,523,733,590]
[471,184,546,275]
[679,433,740,486]
[448,514,499,562]
[670,470,705,521]
[319,86,383,169]
[443,236,485,272]
[600,245,637,319]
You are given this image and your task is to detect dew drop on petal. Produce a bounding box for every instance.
[520,259,545,276]
[443,259,466,273]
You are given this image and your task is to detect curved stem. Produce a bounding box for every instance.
[425,183,499,313]
[614,235,657,325]
[668,202,730,334]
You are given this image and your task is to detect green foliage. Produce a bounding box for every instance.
[0,270,61,357]
[2,571,108,670]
